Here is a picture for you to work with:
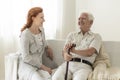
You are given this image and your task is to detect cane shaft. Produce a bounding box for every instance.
[65,61,69,80]
[65,48,71,80]
[64,44,76,80]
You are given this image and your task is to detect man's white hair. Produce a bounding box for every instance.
[87,13,94,21]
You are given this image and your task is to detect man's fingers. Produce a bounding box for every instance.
[66,43,74,49]
[64,53,72,61]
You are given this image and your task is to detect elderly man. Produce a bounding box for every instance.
[52,12,102,80]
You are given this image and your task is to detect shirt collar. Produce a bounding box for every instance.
[78,30,92,35]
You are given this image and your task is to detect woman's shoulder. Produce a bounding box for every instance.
[21,29,31,37]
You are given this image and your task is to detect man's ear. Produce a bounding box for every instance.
[90,20,93,25]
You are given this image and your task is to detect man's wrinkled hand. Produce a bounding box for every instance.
[64,52,72,61]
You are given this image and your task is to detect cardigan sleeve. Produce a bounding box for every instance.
[20,31,42,68]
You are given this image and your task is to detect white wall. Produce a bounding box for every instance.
[76,0,120,41]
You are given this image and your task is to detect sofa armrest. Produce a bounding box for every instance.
[5,53,20,80]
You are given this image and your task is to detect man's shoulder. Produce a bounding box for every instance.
[93,33,101,37]
[92,32,102,40]
[90,31,101,36]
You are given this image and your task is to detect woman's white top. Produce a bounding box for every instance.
[20,28,47,68]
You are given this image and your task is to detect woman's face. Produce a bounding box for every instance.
[32,12,45,27]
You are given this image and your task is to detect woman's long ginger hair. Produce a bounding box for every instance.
[21,7,43,32]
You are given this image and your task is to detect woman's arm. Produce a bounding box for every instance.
[20,31,42,68]
[45,46,53,60]
[40,64,52,74]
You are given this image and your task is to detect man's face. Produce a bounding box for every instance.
[78,13,92,32]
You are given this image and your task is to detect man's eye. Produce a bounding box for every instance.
[41,17,44,19]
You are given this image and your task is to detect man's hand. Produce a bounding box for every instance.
[46,46,53,60]
[64,43,74,51]
[63,52,72,61]
[63,43,76,61]
[70,47,76,53]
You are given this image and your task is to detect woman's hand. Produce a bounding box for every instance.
[46,46,53,60]
[40,65,52,74]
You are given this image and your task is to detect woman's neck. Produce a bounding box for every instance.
[29,25,41,34]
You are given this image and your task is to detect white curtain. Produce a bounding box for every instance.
[0,0,58,79]
[56,0,76,39]
[0,0,76,54]
[0,1,59,53]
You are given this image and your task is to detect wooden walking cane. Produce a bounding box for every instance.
[65,44,76,80]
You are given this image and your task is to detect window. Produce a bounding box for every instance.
[0,0,58,39]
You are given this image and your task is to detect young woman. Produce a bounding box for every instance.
[18,7,53,80]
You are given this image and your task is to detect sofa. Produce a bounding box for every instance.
[5,39,120,80]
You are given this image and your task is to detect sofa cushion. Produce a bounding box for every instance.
[45,40,120,67]
[46,40,65,66]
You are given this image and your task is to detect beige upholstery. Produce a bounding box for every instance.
[5,40,120,80]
